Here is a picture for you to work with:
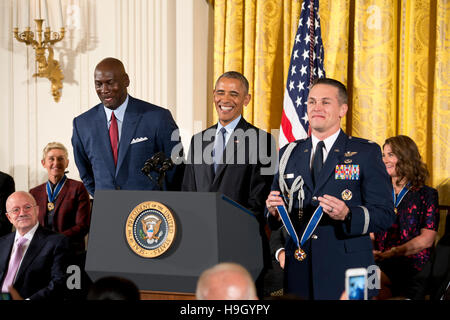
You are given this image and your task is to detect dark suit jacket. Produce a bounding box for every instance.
[0,226,70,300]
[428,232,450,300]
[182,117,276,219]
[29,178,91,252]
[0,172,15,237]
[269,131,396,299]
[269,226,288,259]
[71,95,184,196]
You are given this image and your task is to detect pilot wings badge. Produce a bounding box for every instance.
[126,201,176,258]
[344,151,358,157]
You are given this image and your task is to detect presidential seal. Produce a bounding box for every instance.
[125,201,176,258]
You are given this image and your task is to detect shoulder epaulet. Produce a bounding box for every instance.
[280,139,305,151]
[295,137,308,143]
[348,136,377,145]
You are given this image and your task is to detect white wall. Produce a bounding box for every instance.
[0,0,212,191]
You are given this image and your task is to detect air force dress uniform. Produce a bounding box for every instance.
[268,130,395,299]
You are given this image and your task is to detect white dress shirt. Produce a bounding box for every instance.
[215,115,242,148]
[310,128,341,168]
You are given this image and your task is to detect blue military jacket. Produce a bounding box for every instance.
[270,130,395,299]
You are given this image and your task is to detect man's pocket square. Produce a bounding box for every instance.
[130,137,148,144]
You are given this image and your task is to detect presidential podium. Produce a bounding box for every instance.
[85,190,264,299]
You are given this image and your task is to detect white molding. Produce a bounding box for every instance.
[1,0,210,189]
[176,0,210,151]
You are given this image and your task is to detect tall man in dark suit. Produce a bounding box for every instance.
[0,171,15,236]
[0,191,70,300]
[182,71,277,296]
[266,78,396,299]
[72,58,183,196]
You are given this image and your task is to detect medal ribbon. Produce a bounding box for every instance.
[46,175,67,208]
[277,204,300,249]
[392,183,410,210]
[276,204,324,249]
[300,205,323,246]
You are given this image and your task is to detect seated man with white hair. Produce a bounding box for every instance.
[196,262,258,300]
[0,191,70,300]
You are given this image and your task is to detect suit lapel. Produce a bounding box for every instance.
[116,97,141,175]
[290,139,314,192]
[54,180,68,211]
[53,180,69,226]
[202,126,216,186]
[35,185,48,226]
[314,131,347,191]
[0,234,14,281]
[15,227,46,282]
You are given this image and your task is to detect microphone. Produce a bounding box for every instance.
[142,152,174,190]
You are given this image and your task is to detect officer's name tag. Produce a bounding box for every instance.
[335,164,360,180]
[283,173,294,179]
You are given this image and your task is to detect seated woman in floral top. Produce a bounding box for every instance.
[373,135,439,299]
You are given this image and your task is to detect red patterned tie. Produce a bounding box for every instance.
[109,111,119,166]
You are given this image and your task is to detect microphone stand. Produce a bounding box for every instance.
[142,152,174,191]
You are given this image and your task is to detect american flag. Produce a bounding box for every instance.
[279,0,325,148]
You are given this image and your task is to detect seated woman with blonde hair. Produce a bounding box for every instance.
[29,142,91,255]
[373,135,439,299]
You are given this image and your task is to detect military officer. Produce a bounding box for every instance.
[266,78,395,299]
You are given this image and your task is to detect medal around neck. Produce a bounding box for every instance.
[47,202,55,211]
[276,203,306,261]
[294,248,307,261]
[276,203,325,262]
[392,183,410,215]
[46,175,67,212]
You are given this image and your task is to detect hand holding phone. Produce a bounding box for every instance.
[345,268,368,300]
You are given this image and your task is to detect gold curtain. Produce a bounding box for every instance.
[211,0,301,133]
[209,0,449,203]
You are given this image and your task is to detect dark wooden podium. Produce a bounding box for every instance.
[85,190,264,299]
[140,290,195,300]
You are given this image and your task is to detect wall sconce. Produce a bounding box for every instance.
[13,0,65,102]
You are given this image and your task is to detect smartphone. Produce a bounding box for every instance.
[345,268,368,300]
[0,292,12,300]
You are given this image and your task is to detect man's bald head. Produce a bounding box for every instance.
[94,57,130,110]
[6,191,37,209]
[5,191,39,236]
[95,58,127,75]
[196,263,258,300]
